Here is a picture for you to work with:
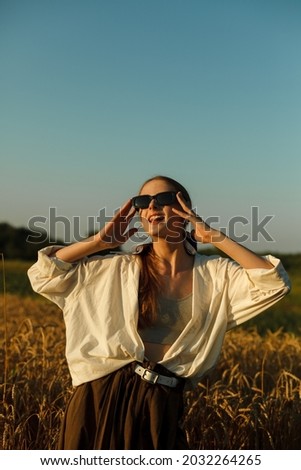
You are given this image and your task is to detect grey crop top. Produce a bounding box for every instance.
[138,294,192,345]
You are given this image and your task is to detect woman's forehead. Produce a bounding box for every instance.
[139,179,175,195]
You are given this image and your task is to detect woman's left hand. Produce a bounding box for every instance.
[173,192,274,269]
[172,192,224,245]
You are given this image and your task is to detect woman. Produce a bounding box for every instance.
[28,175,290,450]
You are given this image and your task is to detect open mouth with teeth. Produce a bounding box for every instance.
[148,214,165,224]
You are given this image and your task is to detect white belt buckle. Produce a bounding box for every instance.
[134,364,179,387]
[142,368,159,384]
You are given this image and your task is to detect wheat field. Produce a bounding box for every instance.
[1,293,301,450]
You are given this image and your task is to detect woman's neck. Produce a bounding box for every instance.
[151,240,194,277]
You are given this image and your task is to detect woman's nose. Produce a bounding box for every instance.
[149,197,160,209]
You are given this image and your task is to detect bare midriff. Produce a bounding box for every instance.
[144,341,172,363]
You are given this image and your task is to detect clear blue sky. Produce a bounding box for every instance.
[1,0,300,253]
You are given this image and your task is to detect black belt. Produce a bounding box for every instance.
[134,364,180,388]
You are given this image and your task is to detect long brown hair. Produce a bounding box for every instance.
[137,175,193,327]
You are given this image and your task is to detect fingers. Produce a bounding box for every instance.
[104,199,138,245]
[114,199,134,219]
[174,191,203,222]
[172,206,195,222]
[126,206,137,222]
[123,227,138,241]
[176,192,196,216]
[176,191,190,210]
[171,207,191,220]
[109,200,136,229]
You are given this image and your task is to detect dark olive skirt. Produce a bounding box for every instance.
[57,360,188,450]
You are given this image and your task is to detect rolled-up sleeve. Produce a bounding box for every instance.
[27,246,81,310]
[226,255,291,330]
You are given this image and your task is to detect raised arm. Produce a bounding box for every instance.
[54,199,137,263]
[209,234,273,269]
[173,192,274,269]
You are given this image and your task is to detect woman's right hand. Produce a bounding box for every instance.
[98,199,138,250]
[54,199,137,263]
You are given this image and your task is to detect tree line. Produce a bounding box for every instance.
[0,222,299,266]
[0,222,63,260]
[0,222,119,260]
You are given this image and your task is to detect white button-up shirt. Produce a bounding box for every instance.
[27,246,290,386]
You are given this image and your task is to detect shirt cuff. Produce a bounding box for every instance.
[245,255,291,292]
[37,246,75,273]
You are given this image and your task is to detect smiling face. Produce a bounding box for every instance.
[138,178,186,243]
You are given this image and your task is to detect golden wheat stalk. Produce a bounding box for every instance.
[1,253,8,401]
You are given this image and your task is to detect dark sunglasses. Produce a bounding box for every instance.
[131,191,178,210]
